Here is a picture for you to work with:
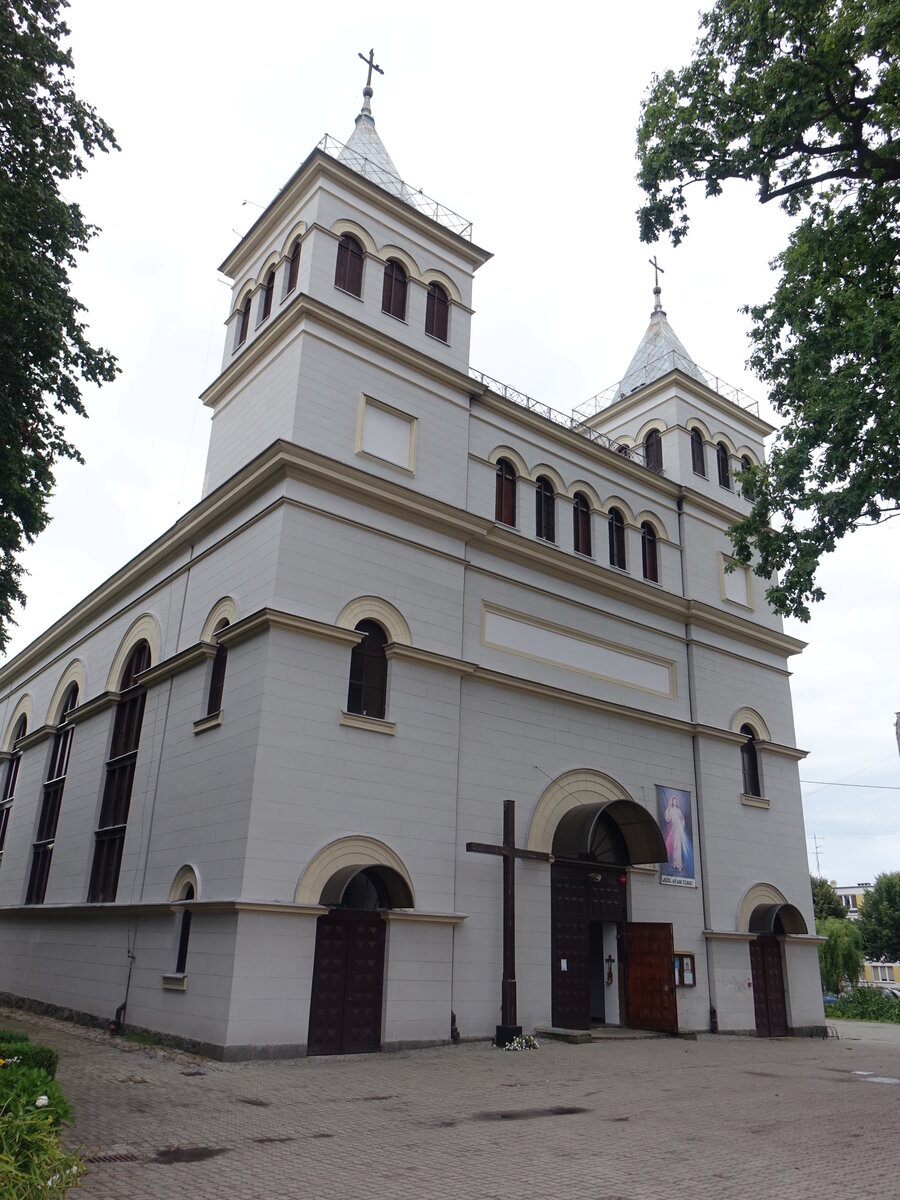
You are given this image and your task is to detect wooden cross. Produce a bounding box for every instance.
[358,48,384,89]
[649,255,665,288]
[466,798,552,1043]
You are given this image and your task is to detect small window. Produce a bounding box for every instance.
[740,454,752,473]
[235,295,251,347]
[717,442,732,489]
[644,429,663,472]
[608,508,626,570]
[175,883,194,975]
[615,444,631,459]
[286,240,301,293]
[495,458,516,526]
[535,476,556,543]
[425,282,449,342]
[206,621,229,716]
[740,724,761,797]
[335,233,364,297]
[573,492,592,556]
[27,685,78,904]
[690,428,706,477]
[641,522,659,583]
[347,620,388,719]
[0,714,27,871]
[260,268,275,322]
[381,260,408,320]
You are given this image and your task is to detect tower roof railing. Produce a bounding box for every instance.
[318,133,473,240]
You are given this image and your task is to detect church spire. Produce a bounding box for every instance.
[337,49,409,199]
[616,263,705,398]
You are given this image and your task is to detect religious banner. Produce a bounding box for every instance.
[656,785,696,887]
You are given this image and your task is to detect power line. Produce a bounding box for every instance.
[800,780,900,790]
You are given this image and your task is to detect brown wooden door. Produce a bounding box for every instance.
[551,870,590,1029]
[749,935,788,1037]
[307,910,386,1055]
[625,922,678,1034]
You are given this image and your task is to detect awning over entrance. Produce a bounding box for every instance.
[748,903,808,935]
[552,799,667,866]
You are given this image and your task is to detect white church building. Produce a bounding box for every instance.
[0,78,823,1058]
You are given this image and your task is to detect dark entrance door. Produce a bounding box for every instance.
[307,908,386,1055]
[624,921,678,1033]
[749,934,788,1037]
[551,864,626,1029]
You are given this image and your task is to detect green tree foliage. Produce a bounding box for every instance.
[857,871,900,960]
[636,0,900,620]
[810,875,845,921]
[816,916,863,993]
[0,0,118,652]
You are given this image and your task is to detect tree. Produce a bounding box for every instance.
[636,0,900,620]
[817,916,863,993]
[857,872,900,961]
[0,0,118,652]
[811,875,845,921]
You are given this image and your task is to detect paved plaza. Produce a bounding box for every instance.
[4,1007,900,1199]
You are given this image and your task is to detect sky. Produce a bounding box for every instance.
[4,0,899,887]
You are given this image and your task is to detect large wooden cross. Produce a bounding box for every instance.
[466,798,552,1045]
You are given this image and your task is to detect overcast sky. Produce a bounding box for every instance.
[5,0,898,887]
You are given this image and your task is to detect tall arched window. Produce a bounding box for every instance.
[175,883,194,975]
[608,508,626,569]
[573,492,591,556]
[0,714,27,871]
[260,268,275,322]
[641,522,659,583]
[495,458,516,526]
[206,620,230,716]
[347,620,388,719]
[425,282,449,342]
[690,428,706,477]
[382,260,408,320]
[335,233,364,297]
[88,640,150,903]
[27,684,78,903]
[717,442,732,489]
[644,429,663,472]
[535,476,556,542]
[235,295,251,348]
[740,724,762,797]
[286,240,301,293]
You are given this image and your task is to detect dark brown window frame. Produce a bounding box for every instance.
[175,883,195,975]
[690,428,706,477]
[260,268,275,322]
[0,714,27,871]
[236,295,251,347]
[381,259,408,321]
[608,508,626,570]
[644,429,663,473]
[535,476,556,543]
[425,281,449,342]
[347,620,389,720]
[206,621,230,717]
[717,442,732,489]
[335,233,364,298]
[26,684,78,904]
[573,492,592,556]
[495,458,517,526]
[740,724,762,797]
[286,240,301,293]
[641,521,659,583]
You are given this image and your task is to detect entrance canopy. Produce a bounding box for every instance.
[552,799,667,866]
[749,903,808,935]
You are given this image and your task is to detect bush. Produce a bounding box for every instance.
[825,988,900,1023]
[0,1033,30,1045]
[0,1063,82,1199]
[0,1045,58,1079]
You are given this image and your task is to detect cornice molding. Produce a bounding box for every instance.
[16,724,56,751]
[67,692,118,726]
[755,740,808,761]
[385,643,477,676]
[589,368,775,438]
[137,642,215,689]
[219,607,362,650]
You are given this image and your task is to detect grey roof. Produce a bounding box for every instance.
[338,90,411,201]
[616,289,707,399]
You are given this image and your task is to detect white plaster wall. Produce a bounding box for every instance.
[224,911,318,1051]
[784,939,826,1029]
[382,919,453,1046]
[707,938,757,1032]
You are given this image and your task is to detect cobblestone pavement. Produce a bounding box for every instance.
[4,1008,900,1199]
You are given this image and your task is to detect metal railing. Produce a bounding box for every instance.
[318,134,473,241]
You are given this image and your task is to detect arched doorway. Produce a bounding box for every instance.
[548,797,674,1033]
[747,901,807,1038]
[307,864,413,1056]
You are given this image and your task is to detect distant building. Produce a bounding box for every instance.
[834,883,872,920]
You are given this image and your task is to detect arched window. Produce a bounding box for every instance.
[286,240,301,293]
[741,454,752,473]
[235,295,251,348]
[175,883,194,975]
[335,233,364,297]
[717,442,732,489]
[382,259,408,320]
[641,522,659,583]
[206,620,230,716]
[88,640,150,903]
[740,724,762,797]
[608,508,626,569]
[615,443,631,459]
[690,428,706,477]
[644,429,663,472]
[495,458,516,526]
[0,714,27,871]
[347,620,388,720]
[535,476,556,542]
[26,684,78,904]
[260,268,275,322]
[425,282,449,342]
[573,492,591,556]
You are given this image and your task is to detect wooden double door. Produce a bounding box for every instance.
[551,864,678,1034]
[307,909,386,1056]
[749,935,788,1037]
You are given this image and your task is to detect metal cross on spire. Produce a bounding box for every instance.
[357,49,384,118]
[649,255,665,313]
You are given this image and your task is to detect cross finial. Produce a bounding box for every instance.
[649,255,665,313]
[357,49,384,115]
